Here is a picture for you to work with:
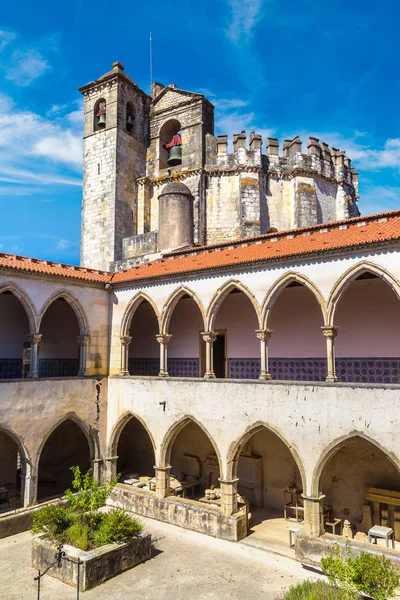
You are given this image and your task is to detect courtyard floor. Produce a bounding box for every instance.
[0,515,321,600]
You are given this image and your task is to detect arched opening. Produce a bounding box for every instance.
[126,101,135,133]
[168,420,221,499]
[0,430,25,511]
[213,288,260,379]
[319,436,400,542]
[167,294,204,377]
[268,282,326,381]
[128,300,159,375]
[159,119,182,170]
[94,98,106,131]
[39,298,80,377]
[0,291,31,378]
[37,419,91,501]
[233,426,303,548]
[334,272,400,383]
[116,416,155,484]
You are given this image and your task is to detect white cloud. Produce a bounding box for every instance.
[5,48,50,87]
[0,30,16,52]
[226,0,264,45]
[55,238,76,252]
[33,132,82,167]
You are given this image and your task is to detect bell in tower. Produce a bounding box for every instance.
[164,131,182,167]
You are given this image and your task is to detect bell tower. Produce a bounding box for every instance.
[79,62,151,271]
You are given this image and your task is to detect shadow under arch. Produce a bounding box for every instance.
[34,412,96,476]
[160,286,206,334]
[108,411,157,459]
[0,282,38,333]
[206,279,262,331]
[159,415,223,477]
[327,261,400,325]
[0,423,31,468]
[262,272,328,329]
[120,292,161,338]
[0,424,32,507]
[38,289,89,335]
[226,421,306,491]
[310,431,400,498]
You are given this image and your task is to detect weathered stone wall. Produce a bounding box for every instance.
[108,484,247,541]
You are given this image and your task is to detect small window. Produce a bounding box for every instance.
[126,101,135,133]
[94,98,106,131]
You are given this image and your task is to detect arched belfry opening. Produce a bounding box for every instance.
[94,98,106,131]
[268,281,326,381]
[0,290,31,378]
[126,101,135,133]
[159,119,182,170]
[39,298,80,377]
[37,419,91,501]
[319,436,400,541]
[334,271,400,383]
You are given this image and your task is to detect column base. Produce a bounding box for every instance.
[259,370,272,380]
[27,372,38,379]
[77,369,87,377]
[203,371,216,379]
[158,370,169,377]
[120,369,130,376]
[325,374,338,383]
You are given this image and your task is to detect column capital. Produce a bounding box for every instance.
[201,331,218,344]
[255,328,273,342]
[26,333,42,344]
[154,464,172,473]
[120,335,132,346]
[321,326,339,339]
[302,493,326,502]
[77,334,90,346]
[156,334,172,346]
[218,477,240,486]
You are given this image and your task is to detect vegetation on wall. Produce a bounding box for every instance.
[32,466,143,551]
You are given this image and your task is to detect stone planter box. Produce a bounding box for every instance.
[32,532,151,591]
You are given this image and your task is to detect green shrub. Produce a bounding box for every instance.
[65,521,90,551]
[282,580,355,599]
[321,542,400,600]
[93,509,144,546]
[32,505,72,538]
[65,466,119,516]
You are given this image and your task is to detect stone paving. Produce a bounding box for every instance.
[0,516,322,600]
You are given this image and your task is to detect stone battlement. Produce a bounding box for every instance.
[214,131,358,193]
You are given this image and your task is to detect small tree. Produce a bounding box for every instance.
[65,466,119,520]
[321,542,400,600]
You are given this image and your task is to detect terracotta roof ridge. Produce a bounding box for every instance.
[163,208,400,258]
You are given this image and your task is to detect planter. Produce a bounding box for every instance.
[32,532,151,591]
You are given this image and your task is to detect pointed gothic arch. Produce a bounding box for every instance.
[108,411,156,458]
[310,431,400,498]
[120,292,161,338]
[159,415,223,476]
[38,289,89,335]
[206,280,262,331]
[161,286,206,334]
[0,282,37,333]
[262,272,327,329]
[327,261,400,325]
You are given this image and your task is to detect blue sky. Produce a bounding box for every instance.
[0,0,399,265]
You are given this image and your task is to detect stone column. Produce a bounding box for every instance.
[201,331,217,379]
[26,334,42,378]
[154,465,172,498]
[219,477,239,515]
[77,334,90,376]
[104,455,119,481]
[23,469,38,507]
[255,329,273,380]
[302,493,326,536]
[120,335,132,376]
[156,334,171,377]
[321,326,339,382]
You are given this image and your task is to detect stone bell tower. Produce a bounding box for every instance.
[79,62,151,271]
